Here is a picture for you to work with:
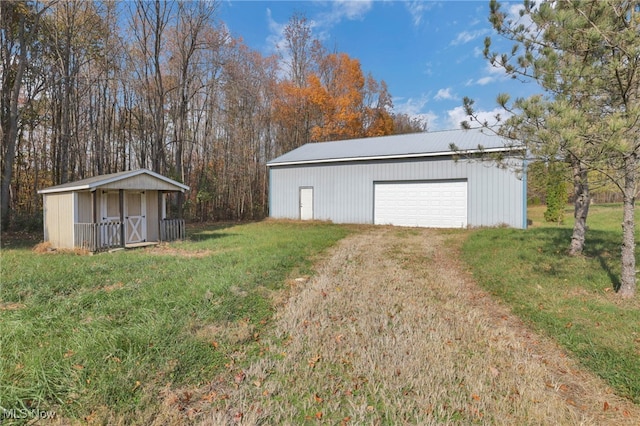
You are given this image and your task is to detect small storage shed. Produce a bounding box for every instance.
[267,128,527,229]
[38,169,190,251]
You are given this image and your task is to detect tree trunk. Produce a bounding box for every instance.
[568,157,590,256]
[1,11,27,232]
[59,75,71,184]
[150,0,167,175]
[174,72,187,218]
[619,155,637,297]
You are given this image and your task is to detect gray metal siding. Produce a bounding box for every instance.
[269,156,525,228]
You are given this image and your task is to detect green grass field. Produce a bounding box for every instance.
[0,221,352,420]
[2,204,639,422]
[462,204,640,403]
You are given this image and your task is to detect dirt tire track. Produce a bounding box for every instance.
[201,227,639,425]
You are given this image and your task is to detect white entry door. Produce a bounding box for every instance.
[125,192,146,244]
[374,181,468,228]
[300,187,313,220]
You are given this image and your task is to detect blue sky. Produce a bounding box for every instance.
[218,0,541,131]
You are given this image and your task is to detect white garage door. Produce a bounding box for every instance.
[374,181,468,228]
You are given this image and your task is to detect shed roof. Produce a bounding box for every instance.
[267,128,521,166]
[38,169,190,194]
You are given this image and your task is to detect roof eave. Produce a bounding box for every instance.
[38,184,91,194]
[133,169,190,191]
[267,146,522,167]
[38,169,190,194]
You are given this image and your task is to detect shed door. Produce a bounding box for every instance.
[300,187,313,220]
[374,181,467,228]
[101,192,121,246]
[125,192,147,244]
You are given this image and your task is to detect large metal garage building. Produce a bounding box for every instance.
[267,128,527,229]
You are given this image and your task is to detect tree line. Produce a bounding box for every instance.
[1,1,426,231]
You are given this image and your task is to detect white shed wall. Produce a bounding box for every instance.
[268,156,526,228]
[43,192,75,249]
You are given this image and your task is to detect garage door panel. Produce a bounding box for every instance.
[374,181,467,228]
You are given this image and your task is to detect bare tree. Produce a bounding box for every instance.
[1,0,49,230]
[127,0,173,174]
[166,1,217,213]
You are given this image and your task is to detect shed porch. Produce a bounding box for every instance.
[38,169,190,252]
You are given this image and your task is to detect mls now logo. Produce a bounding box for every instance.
[2,407,56,420]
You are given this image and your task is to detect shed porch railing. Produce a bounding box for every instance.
[74,219,186,252]
[159,218,186,242]
[74,222,122,252]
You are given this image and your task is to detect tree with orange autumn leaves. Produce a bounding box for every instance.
[308,52,394,142]
[275,51,395,145]
[273,14,397,154]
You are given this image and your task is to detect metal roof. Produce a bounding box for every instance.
[38,169,190,194]
[267,128,520,166]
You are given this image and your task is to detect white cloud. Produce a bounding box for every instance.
[393,96,507,131]
[320,0,373,25]
[262,1,377,80]
[476,76,495,86]
[337,0,373,20]
[398,110,438,130]
[416,111,439,130]
[434,88,455,101]
[265,1,373,55]
[487,62,508,75]
[423,61,434,76]
[446,106,511,130]
[393,95,438,130]
[405,0,437,27]
[507,3,535,31]
[394,94,429,115]
[264,8,292,78]
[447,106,474,129]
[450,29,490,46]
[266,8,286,52]
[468,63,510,86]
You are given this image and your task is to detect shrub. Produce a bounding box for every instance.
[543,162,568,224]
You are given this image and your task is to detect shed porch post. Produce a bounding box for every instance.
[158,191,163,241]
[119,189,125,247]
[92,190,97,223]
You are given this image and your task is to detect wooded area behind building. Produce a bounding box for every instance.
[1,1,427,231]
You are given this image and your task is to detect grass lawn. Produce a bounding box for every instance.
[2,205,639,422]
[0,221,353,421]
[462,204,640,404]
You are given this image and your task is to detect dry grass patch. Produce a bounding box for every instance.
[32,241,90,255]
[199,228,639,425]
[0,302,25,311]
[95,282,125,292]
[145,244,217,258]
[32,241,54,253]
[192,320,256,346]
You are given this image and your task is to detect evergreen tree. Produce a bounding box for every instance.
[465,0,639,297]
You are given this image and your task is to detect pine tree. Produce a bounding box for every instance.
[467,0,639,297]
